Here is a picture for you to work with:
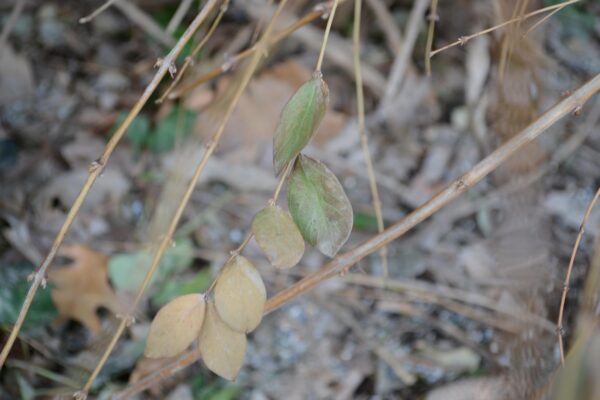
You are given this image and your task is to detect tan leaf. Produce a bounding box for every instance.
[199,302,247,381]
[214,256,266,333]
[251,206,304,269]
[145,294,206,359]
[48,245,121,333]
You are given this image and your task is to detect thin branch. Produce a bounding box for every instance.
[167,4,326,100]
[424,0,438,76]
[79,0,120,24]
[315,0,340,72]
[0,0,221,372]
[265,72,600,314]
[115,70,600,400]
[353,0,387,276]
[430,0,579,57]
[75,1,290,397]
[556,187,600,364]
[157,0,229,103]
[378,0,429,113]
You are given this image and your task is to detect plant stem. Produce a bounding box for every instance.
[424,0,438,76]
[353,0,388,276]
[0,0,220,372]
[114,69,600,400]
[556,187,600,364]
[157,0,230,104]
[265,72,600,313]
[430,0,579,57]
[76,1,290,396]
[168,2,330,101]
[315,0,340,72]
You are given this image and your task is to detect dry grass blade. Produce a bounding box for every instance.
[112,70,600,400]
[556,187,600,364]
[79,0,120,24]
[0,0,221,372]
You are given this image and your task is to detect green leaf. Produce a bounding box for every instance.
[288,155,353,257]
[273,77,328,175]
[353,211,379,232]
[108,238,194,292]
[251,206,304,269]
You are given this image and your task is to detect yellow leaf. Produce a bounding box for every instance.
[145,293,206,358]
[214,256,266,333]
[199,302,247,381]
[49,245,121,333]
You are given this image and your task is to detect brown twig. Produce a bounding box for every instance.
[0,0,221,372]
[157,0,229,103]
[556,187,600,364]
[74,2,290,397]
[424,0,438,76]
[265,72,600,313]
[115,70,600,400]
[430,0,579,57]
[167,4,326,100]
[353,0,388,276]
[79,0,120,24]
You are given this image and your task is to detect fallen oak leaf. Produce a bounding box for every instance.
[48,245,121,333]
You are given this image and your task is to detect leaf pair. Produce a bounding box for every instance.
[145,256,266,380]
[254,155,353,261]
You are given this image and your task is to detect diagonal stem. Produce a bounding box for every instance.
[0,0,221,371]
[76,0,291,396]
[113,69,600,400]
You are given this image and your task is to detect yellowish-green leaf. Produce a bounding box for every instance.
[288,155,353,257]
[214,256,266,333]
[199,302,247,381]
[273,76,329,175]
[251,206,305,269]
[145,293,206,358]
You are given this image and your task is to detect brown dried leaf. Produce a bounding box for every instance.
[214,256,266,333]
[145,294,206,359]
[251,206,305,269]
[199,302,247,381]
[48,245,120,333]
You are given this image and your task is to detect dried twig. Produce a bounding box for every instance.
[353,0,387,275]
[74,1,290,397]
[315,0,340,72]
[79,0,120,24]
[157,0,229,103]
[430,0,579,57]
[167,3,326,100]
[556,187,600,364]
[115,70,600,400]
[0,0,221,372]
